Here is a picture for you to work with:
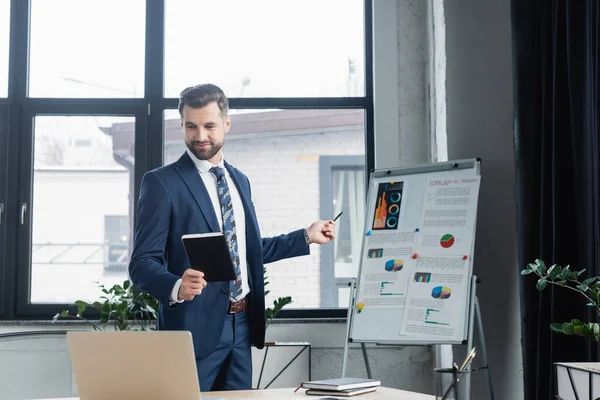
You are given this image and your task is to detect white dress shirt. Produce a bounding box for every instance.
[170,149,250,304]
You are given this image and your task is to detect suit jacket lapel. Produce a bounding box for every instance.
[174,152,220,233]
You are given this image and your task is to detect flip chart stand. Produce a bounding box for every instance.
[341,275,495,400]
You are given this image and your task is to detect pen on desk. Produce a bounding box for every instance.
[333,211,343,222]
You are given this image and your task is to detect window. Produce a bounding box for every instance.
[104,215,130,270]
[29,116,135,303]
[319,156,365,307]
[28,0,145,98]
[1,1,372,319]
[0,0,9,97]
[164,0,365,98]
[162,109,365,309]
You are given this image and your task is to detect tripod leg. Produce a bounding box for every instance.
[475,298,495,400]
[361,342,372,379]
[342,279,356,378]
[465,276,478,400]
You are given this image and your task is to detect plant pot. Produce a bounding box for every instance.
[555,362,600,399]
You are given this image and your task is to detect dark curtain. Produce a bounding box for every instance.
[512,0,599,399]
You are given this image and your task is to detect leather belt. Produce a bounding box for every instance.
[228,297,247,313]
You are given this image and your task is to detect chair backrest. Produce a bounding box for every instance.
[0,330,74,400]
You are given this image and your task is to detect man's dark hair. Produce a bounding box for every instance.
[178,83,229,118]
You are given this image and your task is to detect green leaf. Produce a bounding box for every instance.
[571,319,583,326]
[521,269,534,275]
[528,263,539,274]
[535,259,546,274]
[74,300,88,315]
[582,277,596,286]
[560,266,571,281]
[577,285,590,292]
[536,278,547,291]
[562,323,574,335]
[552,266,564,281]
[546,265,556,276]
[550,323,563,333]
[123,280,131,290]
[573,325,586,336]
[578,269,587,277]
[569,270,580,281]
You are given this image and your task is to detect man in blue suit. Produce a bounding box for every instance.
[128,83,335,392]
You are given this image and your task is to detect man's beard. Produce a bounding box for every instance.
[186,140,223,161]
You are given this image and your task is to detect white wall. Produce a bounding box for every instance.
[374,0,430,169]
[443,0,522,399]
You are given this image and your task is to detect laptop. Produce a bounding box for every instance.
[67,331,223,400]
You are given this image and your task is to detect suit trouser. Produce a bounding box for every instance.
[196,310,252,391]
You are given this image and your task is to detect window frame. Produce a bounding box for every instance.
[15,105,147,318]
[319,155,365,309]
[0,105,8,317]
[1,0,374,320]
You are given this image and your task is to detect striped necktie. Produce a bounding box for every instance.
[210,166,243,300]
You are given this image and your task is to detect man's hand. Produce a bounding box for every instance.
[306,220,336,245]
[178,269,208,301]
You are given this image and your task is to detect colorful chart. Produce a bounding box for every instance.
[372,182,404,230]
[385,259,404,272]
[431,286,452,299]
[440,234,455,248]
[414,272,431,282]
[367,248,383,259]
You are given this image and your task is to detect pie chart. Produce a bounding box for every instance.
[385,259,404,272]
[432,286,452,299]
[440,234,455,248]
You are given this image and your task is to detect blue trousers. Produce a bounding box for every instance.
[196,311,252,391]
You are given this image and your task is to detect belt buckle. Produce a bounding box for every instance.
[228,298,245,314]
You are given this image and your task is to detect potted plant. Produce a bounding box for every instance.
[521,258,600,399]
[264,266,292,329]
[521,258,600,340]
[53,280,158,331]
[55,269,292,331]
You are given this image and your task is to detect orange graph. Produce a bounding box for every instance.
[373,192,387,229]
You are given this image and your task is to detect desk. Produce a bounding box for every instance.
[40,387,435,399]
[205,387,435,399]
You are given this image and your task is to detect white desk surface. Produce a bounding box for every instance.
[40,386,434,399]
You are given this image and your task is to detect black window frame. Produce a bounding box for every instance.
[0,105,8,318]
[0,0,374,320]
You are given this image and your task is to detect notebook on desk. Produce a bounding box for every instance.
[305,386,378,397]
[298,377,381,391]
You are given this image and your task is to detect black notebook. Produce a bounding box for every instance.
[181,233,237,282]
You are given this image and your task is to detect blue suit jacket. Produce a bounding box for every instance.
[128,152,309,359]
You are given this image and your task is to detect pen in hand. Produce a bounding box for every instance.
[333,211,343,222]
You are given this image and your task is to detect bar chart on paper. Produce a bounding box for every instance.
[425,308,451,326]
